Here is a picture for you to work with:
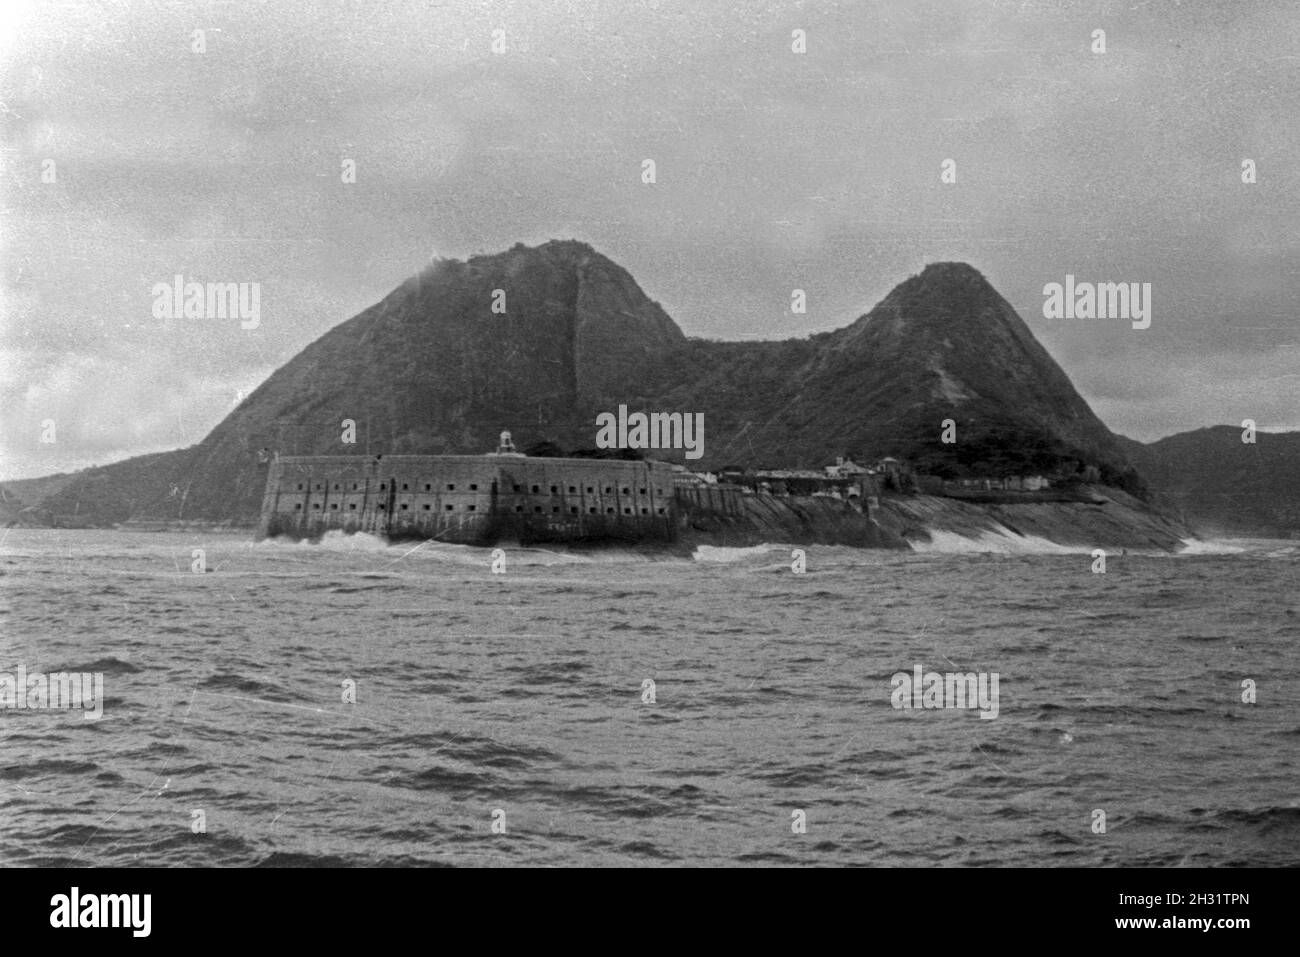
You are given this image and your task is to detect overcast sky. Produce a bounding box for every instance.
[2,0,1296,480]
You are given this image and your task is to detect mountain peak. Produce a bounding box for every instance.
[901,261,1002,309]
[536,238,599,257]
[919,261,988,281]
[848,260,1009,341]
[418,238,597,277]
[461,238,605,268]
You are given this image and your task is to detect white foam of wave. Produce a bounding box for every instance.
[254,531,670,566]
[692,543,789,563]
[907,526,1090,555]
[388,541,605,567]
[1174,538,1300,557]
[1173,538,1247,556]
[255,529,392,551]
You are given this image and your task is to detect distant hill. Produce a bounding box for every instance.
[9,240,1151,528]
[1118,427,1300,537]
[0,471,79,526]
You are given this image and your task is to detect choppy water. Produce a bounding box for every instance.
[1,528,1297,866]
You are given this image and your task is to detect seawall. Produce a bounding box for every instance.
[673,484,1190,551]
[874,486,1190,550]
[676,486,906,549]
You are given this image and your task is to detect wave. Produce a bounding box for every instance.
[255,529,393,551]
[908,526,1090,555]
[692,543,787,563]
[258,530,669,567]
[1173,538,1300,558]
[1174,538,1247,556]
[197,672,297,703]
[48,656,141,675]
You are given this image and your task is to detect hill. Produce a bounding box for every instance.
[1118,427,1300,537]
[8,241,1152,528]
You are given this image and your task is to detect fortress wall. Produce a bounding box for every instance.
[382,457,497,541]
[257,455,677,543]
[496,458,676,542]
[264,456,380,539]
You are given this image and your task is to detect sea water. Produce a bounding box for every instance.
[0,528,1296,866]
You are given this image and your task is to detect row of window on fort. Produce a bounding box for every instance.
[285,478,669,516]
[291,479,669,497]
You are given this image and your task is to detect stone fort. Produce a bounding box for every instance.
[257,432,678,545]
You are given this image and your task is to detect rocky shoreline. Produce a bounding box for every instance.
[678,485,1191,552]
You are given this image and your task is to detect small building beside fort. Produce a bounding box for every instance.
[258,431,677,545]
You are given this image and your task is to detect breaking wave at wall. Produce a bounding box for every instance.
[1174,538,1247,555]
[692,544,789,563]
[907,526,1091,555]
[1174,538,1299,558]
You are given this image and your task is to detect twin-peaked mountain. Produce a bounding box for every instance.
[19,240,1146,527]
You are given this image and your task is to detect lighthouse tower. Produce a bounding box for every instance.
[491,429,524,457]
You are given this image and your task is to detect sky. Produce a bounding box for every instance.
[1,0,1296,480]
